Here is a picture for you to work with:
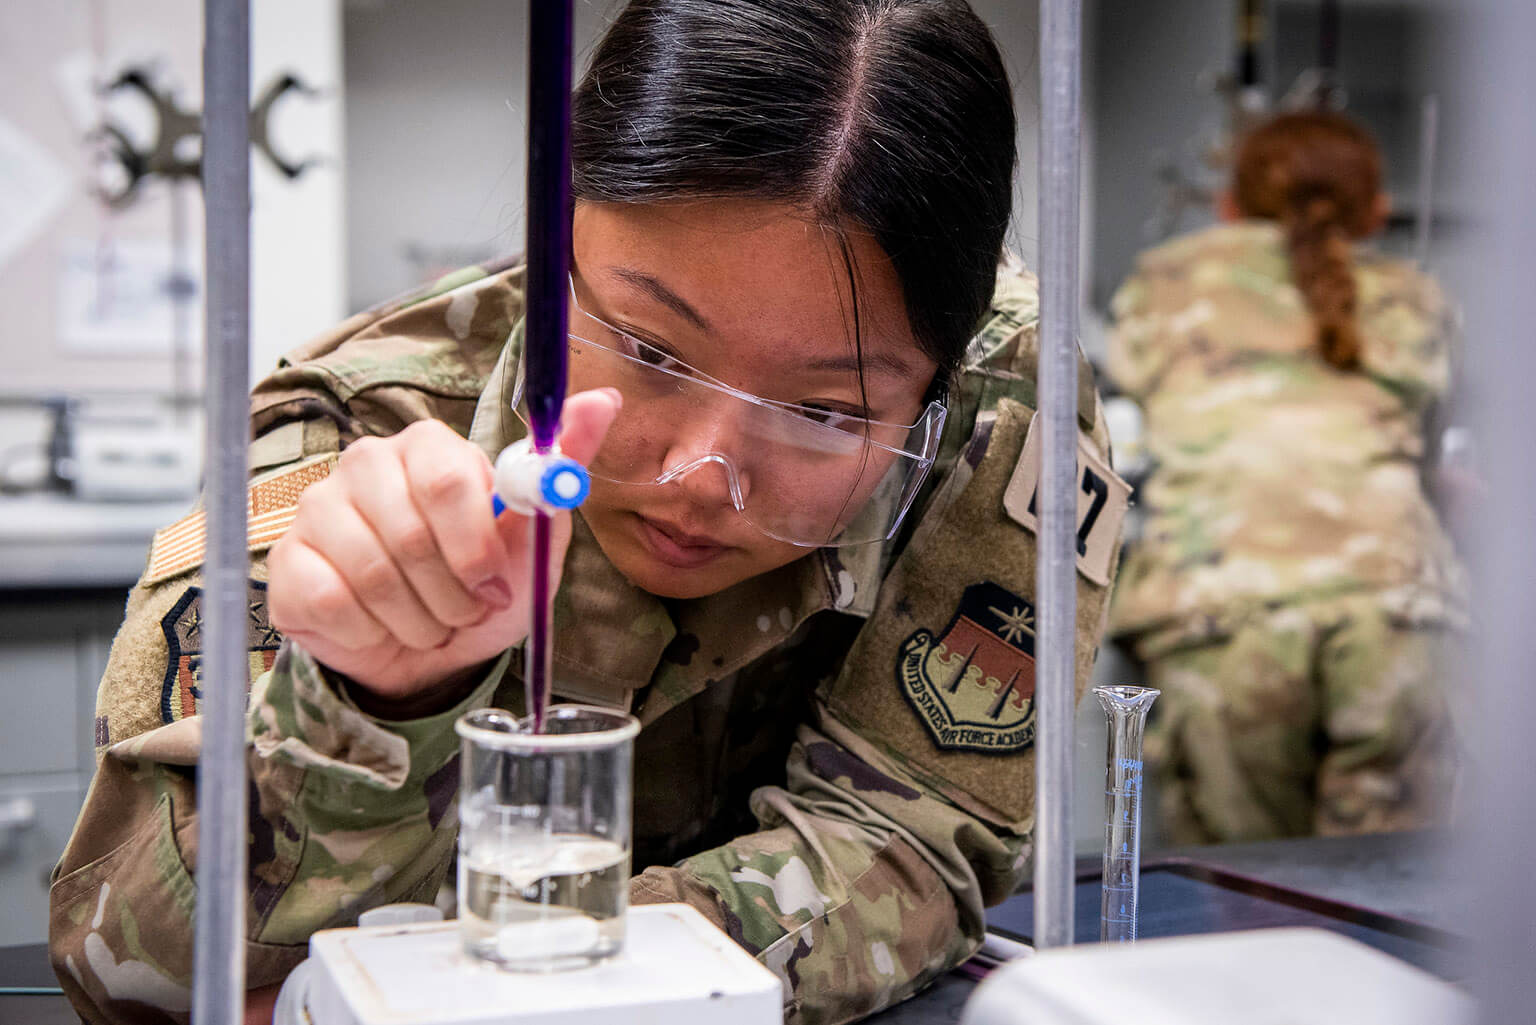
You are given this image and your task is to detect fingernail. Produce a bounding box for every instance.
[601,387,623,411]
[475,579,513,608]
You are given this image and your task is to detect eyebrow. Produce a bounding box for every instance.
[807,352,917,378]
[610,267,711,333]
[607,265,914,378]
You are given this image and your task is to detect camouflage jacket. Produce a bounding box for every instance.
[50,258,1123,1025]
[1106,221,1466,657]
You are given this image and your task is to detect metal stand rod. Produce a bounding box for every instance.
[193,1,250,1021]
[1466,2,1536,1020]
[1414,94,1439,269]
[1033,0,1082,952]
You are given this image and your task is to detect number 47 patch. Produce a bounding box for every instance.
[1002,415,1131,588]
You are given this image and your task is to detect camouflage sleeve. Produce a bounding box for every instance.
[634,397,1123,1025]
[631,723,1000,1025]
[1104,271,1164,401]
[49,637,506,1025]
[1359,261,1458,411]
[47,416,509,1024]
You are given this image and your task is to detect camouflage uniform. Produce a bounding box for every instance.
[50,258,1124,1025]
[1106,221,1468,844]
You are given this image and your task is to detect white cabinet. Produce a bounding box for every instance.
[0,590,125,947]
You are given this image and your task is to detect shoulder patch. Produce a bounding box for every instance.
[144,456,335,585]
[159,580,283,724]
[897,581,1037,754]
[1003,415,1130,587]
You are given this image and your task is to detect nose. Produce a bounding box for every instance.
[658,400,753,508]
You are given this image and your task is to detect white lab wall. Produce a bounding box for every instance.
[0,0,346,394]
[251,0,348,377]
[343,0,1049,310]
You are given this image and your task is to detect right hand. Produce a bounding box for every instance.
[267,389,621,708]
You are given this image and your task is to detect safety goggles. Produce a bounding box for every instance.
[509,277,947,548]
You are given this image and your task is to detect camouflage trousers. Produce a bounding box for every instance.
[1138,594,1463,845]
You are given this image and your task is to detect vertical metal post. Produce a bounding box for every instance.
[1034,0,1082,952]
[1464,3,1536,1021]
[1414,94,1439,269]
[193,1,250,1021]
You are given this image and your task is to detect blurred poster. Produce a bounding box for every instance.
[56,238,202,354]
[0,116,72,276]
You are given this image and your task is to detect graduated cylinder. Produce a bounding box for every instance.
[1094,684,1159,943]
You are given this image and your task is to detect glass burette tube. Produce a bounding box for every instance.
[1094,685,1159,943]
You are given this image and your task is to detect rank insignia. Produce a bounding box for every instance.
[897,581,1037,754]
[160,580,283,724]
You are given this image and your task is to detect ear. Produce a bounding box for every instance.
[1216,189,1243,223]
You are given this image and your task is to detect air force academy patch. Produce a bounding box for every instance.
[898,581,1038,754]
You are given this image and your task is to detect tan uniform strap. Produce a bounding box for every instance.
[143,454,336,585]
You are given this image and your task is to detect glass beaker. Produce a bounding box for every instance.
[1094,684,1159,944]
[455,704,639,971]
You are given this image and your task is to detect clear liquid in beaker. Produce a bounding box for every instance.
[459,832,630,970]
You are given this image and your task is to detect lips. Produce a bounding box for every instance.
[634,514,731,569]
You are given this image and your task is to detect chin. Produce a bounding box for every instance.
[615,558,731,599]
[597,535,746,599]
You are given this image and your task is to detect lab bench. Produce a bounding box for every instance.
[0,831,1462,1023]
[876,830,1462,1023]
[0,494,187,590]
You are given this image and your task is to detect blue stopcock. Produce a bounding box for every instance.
[492,439,591,517]
[539,457,590,509]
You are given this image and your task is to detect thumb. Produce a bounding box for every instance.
[491,387,620,538]
[555,388,622,467]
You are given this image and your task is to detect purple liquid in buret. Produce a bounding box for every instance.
[520,0,574,734]
[526,510,554,734]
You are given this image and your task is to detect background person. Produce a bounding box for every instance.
[1108,111,1467,845]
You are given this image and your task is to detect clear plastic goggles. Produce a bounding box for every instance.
[509,278,948,548]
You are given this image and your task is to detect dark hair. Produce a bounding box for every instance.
[571,0,1017,385]
[1232,111,1383,371]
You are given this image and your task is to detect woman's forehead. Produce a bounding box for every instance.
[571,199,925,366]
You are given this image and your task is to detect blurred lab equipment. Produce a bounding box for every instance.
[0,799,36,860]
[0,394,199,502]
[1145,0,1440,256]
[1095,685,1158,944]
[959,929,1473,1025]
[286,904,781,1025]
[91,65,322,208]
[67,418,200,502]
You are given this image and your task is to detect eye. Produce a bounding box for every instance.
[614,329,687,372]
[796,403,869,431]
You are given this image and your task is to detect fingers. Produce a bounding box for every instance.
[342,433,497,629]
[267,536,390,651]
[554,388,622,466]
[397,421,519,605]
[266,400,617,684]
[288,484,452,651]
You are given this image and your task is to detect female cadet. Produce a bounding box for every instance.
[1107,112,1466,845]
[50,2,1123,1023]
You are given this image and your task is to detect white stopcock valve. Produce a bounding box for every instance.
[492,437,591,517]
